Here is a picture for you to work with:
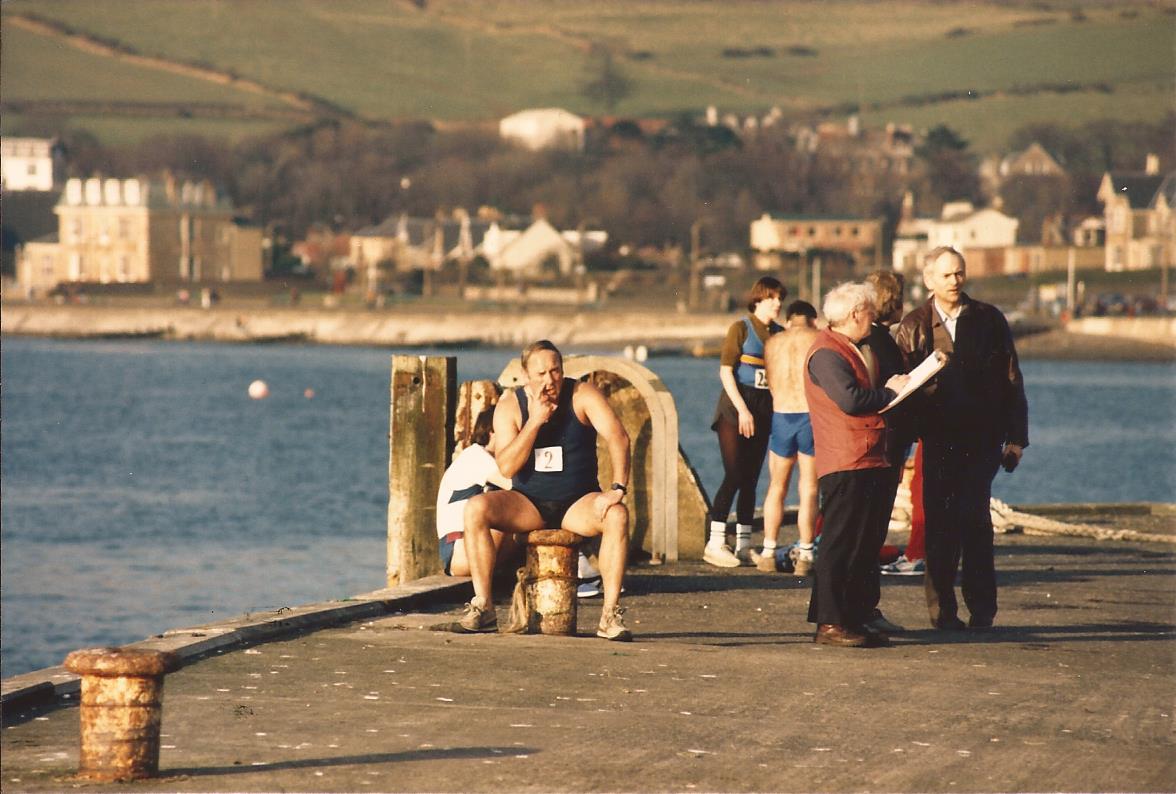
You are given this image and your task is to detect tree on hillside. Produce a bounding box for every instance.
[917,123,980,205]
[999,174,1073,244]
[581,44,633,114]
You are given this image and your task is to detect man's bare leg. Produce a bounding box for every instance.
[463,491,543,608]
[563,494,630,640]
[449,529,515,579]
[789,452,819,576]
[763,451,797,548]
[796,453,818,545]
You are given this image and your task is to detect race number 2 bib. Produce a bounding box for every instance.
[753,368,769,389]
[534,446,564,473]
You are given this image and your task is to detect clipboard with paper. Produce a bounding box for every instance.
[880,350,948,413]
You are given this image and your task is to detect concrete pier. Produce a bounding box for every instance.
[2,506,1173,793]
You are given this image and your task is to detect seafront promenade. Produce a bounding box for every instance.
[3,505,1173,793]
[4,303,1175,361]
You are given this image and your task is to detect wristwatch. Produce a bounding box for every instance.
[610,482,627,496]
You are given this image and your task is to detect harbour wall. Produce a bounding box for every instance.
[0,304,734,350]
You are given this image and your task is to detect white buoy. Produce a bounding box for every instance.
[623,345,635,360]
[248,380,270,400]
[635,345,649,363]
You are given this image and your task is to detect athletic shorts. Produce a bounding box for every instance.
[769,412,814,458]
[438,531,461,575]
[520,492,591,528]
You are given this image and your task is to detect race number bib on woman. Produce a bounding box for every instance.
[534,446,564,472]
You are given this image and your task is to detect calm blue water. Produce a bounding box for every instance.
[2,337,1174,676]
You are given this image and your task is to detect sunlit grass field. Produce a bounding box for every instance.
[2,0,1171,150]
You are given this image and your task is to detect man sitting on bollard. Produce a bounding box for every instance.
[461,340,633,641]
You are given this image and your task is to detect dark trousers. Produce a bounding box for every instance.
[920,437,1002,625]
[808,467,893,627]
[863,461,905,616]
[711,415,771,525]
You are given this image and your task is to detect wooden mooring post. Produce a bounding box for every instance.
[387,355,455,587]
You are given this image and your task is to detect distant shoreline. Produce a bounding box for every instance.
[2,303,1174,362]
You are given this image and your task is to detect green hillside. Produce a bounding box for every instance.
[1,0,1172,151]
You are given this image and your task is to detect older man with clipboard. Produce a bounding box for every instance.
[804,282,910,647]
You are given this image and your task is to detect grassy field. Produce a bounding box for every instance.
[1,0,1171,150]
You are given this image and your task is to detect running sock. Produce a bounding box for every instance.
[578,552,599,580]
[796,542,814,551]
[761,539,778,555]
[735,524,753,553]
[708,520,727,547]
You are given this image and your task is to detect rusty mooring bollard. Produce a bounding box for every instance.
[63,647,180,781]
[525,530,582,635]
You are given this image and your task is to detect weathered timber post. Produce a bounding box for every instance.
[63,647,180,781]
[388,355,455,586]
[524,530,582,635]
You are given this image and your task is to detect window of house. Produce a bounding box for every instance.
[851,227,860,237]
[807,227,816,237]
[119,218,131,239]
[70,218,83,241]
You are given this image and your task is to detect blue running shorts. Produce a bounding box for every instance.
[769,412,814,458]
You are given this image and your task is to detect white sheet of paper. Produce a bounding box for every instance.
[880,350,948,413]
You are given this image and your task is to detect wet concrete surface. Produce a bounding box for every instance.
[3,528,1174,793]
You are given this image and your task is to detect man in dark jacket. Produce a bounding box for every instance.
[894,247,1029,630]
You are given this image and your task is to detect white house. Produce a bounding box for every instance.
[2,137,65,191]
[485,218,576,276]
[499,109,585,152]
[892,197,1019,272]
[928,203,1019,250]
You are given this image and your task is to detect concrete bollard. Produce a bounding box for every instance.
[63,647,180,781]
[524,530,582,635]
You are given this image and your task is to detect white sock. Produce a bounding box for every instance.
[578,552,599,579]
[797,541,814,550]
[735,524,753,552]
[762,539,778,555]
[708,520,727,547]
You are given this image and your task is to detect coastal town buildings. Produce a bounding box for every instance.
[1097,156,1175,271]
[749,212,885,277]
[17,175,262,294]
[892,195,1019,276]
[1,137,66,192]
[347,210,608,296]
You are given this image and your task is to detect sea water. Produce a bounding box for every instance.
[2,337,1174,676]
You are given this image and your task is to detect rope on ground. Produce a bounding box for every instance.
[502,567,531,634]
[990,498,1176,545]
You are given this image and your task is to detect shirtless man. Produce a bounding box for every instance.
[460,340,633,641]
[752,300,820,575]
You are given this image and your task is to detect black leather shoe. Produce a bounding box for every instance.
[814,624,869,647]
[933,615,967,631]
[968,615,994,629]
[858,623,892,647]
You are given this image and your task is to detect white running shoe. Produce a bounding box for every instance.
[577,578,602,599]
[703,542,741,568]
